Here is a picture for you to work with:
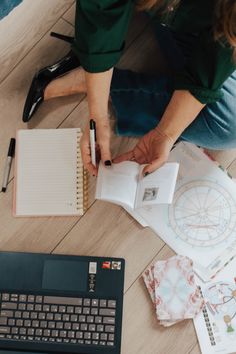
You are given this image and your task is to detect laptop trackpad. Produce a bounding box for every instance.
[42,260,88,292]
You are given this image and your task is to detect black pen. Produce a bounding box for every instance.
[90,119,96,166]
[1,138,16,192]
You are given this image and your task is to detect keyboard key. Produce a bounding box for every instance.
[22,312,30,319]
[43,305,50,312]
[72,323,80,331]
[8,318,15,326]
[99,300,107,307]
[36,296,43,303]
[95,316,102,324]
[38,313,46,320]
[76,332,83,339]
[24,320,31,327]
[0,327,10,334]
[83,307,90,315]
[2,294,10,301]
[84,332,91,339]
[51,305,58,312]
[105,325,115,333]
[59,306,66,313]
[100,341,106,345]
[107,341,114,346]
[91,308,98,315]
[32,320,39,328]
[40,321,47,328]
[0,317,7,325]
[19,303,26,311]
[71,315,78,322]
[91,299,99,307]
[64,323,71,330]
[1,311,13,317]
[103,317,115,324]
[87,316,94,323]
[1,302,17,310]
[59,330,67,338]
[27,304,34,311]
[99,308,116,317]
[28,295,35,303]
[75,307,82,314]
[67,306,74,314]
[43,329,51,337]
[46,313,53,321]
[28,328,35,336]
[12,327,19,334]
[44,296,82,306]
[92,340,99,345]
[80,324,88,331]
[15,312,21,319]
[92,332,100,340]
[62,314,70,322]
[30,312,38,320]
[68,331,75,338]
[48,321,56,329]
[89,324,96,332]
[97,325,104,332]
[56,322,63,329]
[19,328,26,335]
[35,304,42,311]
[85,340,91,345]
[52,330,59,337]
[109,333,114,341]
[19,295,27,302]
[100,333,107,340]
[16,320,23,327]
[84,299,91,306]
[79,315,86,323]
[53,314,61,323]
[108,300,116,308]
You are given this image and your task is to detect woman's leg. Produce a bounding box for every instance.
[44,67,87,100]
[110,68,236,149]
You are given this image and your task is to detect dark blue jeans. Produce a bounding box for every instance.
[110,24,236,149]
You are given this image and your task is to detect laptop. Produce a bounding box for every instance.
[0,251,125,354]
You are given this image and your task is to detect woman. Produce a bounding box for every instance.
[23,0,236,176]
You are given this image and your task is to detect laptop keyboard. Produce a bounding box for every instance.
[0,293,116,347]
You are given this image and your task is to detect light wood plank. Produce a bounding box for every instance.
[122,246,198,354]
[0,19,81,185]
[205,149,236,169]
[189,343,201,354]
[53,199,165,292]
[0,0,74,83]
[62,2,76,26]
[228,159,236,178]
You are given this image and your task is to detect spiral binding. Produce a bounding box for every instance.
[76,129,89,214]
[198,286,216,346]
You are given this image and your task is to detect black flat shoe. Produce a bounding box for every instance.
[22,32,80,123]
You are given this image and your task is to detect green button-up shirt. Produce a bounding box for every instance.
[72,0,236,104]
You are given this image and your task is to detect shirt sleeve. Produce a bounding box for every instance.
[174,30,236,104]
[72,0,134,73]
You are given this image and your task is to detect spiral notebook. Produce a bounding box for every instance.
[13,128,88,217]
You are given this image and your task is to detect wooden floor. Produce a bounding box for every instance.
[1,1,236,353]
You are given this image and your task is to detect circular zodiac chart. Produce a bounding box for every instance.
[168,180,236,247]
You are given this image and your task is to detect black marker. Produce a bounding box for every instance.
[2,138,16,192]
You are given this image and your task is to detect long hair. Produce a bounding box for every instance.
[137,0,236,59]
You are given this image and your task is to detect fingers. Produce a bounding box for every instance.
[80,130,98,176]
[142,157,166,177]
[113,150,134,163]
[96,120,112,165]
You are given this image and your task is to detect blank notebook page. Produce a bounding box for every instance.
[14,129,84,216]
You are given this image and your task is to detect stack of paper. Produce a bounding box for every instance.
[143,255,204,327]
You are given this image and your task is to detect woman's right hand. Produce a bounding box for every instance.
[80,118,112,176]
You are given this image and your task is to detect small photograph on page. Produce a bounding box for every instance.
[143,187,159,201]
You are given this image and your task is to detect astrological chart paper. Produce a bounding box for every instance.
[194,257,236,354]
[135,142,236,281]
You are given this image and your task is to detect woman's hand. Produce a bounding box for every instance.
[113,127,176,176]
[80,118,112,176]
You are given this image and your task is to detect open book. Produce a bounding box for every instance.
[95,161,179,210]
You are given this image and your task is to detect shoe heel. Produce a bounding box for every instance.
[50,32,74,44]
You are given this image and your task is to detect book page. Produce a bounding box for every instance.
[135,163,179,208]
[15,129,82,216]
[96,161,140,209]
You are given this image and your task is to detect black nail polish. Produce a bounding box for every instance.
[105,160,112,166]
[144,172,149,177]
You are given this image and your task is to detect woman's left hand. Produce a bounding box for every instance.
[113,127,176,176]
